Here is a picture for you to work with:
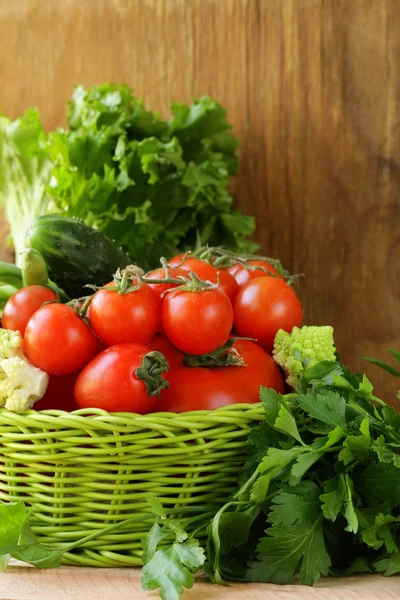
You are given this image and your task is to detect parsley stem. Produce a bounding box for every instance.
[234,468,260,499]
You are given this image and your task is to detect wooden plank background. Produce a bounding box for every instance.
[0,0,400,402]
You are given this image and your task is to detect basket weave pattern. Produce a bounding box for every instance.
[0,403,263,567]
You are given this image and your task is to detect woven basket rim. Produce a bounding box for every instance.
[0,402,264,430]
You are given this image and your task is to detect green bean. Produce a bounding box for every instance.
[0,261,23,289]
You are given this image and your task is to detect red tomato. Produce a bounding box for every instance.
[216,270,240,302]
[178,257,216,277]
[145,267,189,334]
[233,277,303,350]
[89,281,161,347]
[75,343,167,413]
[154,340,284,412]
[162,287,233,355]
[24,304,98,375]
[178,258,239,302]
[228,260,281,287]
[145,267,189,298]
[154,368,229,412]
[34,373,80,412]
[147,334,184,369]
[2,286,58,336]
[223,339,285,397]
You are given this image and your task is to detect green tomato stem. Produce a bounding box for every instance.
[183,338,252,368]
[136,351,170,397]
[191,245,297,281]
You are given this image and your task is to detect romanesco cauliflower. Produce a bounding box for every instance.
[273,325,336,387]
[0,329,49,412]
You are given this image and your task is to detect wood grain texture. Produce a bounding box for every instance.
[2,566,400,600]
[0,0,400,401]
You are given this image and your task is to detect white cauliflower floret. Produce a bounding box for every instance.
[0,329,49,412]
[0,329,24,359]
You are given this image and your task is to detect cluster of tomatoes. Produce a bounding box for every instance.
[1,250,303,413]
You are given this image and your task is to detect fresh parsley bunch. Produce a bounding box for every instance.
[205,360,400,587]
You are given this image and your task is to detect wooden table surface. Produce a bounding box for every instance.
[2,565,400,600]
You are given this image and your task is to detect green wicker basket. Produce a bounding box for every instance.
[0,403,263,567]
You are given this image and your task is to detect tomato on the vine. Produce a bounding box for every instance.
[153,339,284,412]
[2,285,58,336]
[222,339,285,396]
[233,277,303,350]
[75,343,169,414]
[145,267,188,298]
[228,260,281,287]
[24,303,99,375]
[162,287,233,355]
[177,257,239,302]
[89,280,161,346]
[167,253,187,267]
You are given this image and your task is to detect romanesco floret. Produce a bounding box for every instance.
[273,325,336,388]
[0,329,49,412]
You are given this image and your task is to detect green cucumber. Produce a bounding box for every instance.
[25,215,132,298]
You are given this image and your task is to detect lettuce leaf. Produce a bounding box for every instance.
[0,109,52,265]
[47,84,256,268]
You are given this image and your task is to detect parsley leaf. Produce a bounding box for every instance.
[0,502,26,556]
[274,403,304,445]
[374,554,400,576]
[338,417,370,466]
[362,515,398,553]
[320,473,358,533]
[297,391,347,431]
[204,508,255,584]
[248,482,331,585]
[251,447,307,502]
[289,451,323,485]
[141,538,205,600]
[142,521,171,564]
[372,436,400,467]
[141,496,205,600]
[267,481,321,526]
[249,516,331,585]
[0,502,64,569]
[354,462,400,508]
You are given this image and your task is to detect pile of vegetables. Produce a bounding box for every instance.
[2,84,400,600]
[0,214,303,413]
[3,331,400,600]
